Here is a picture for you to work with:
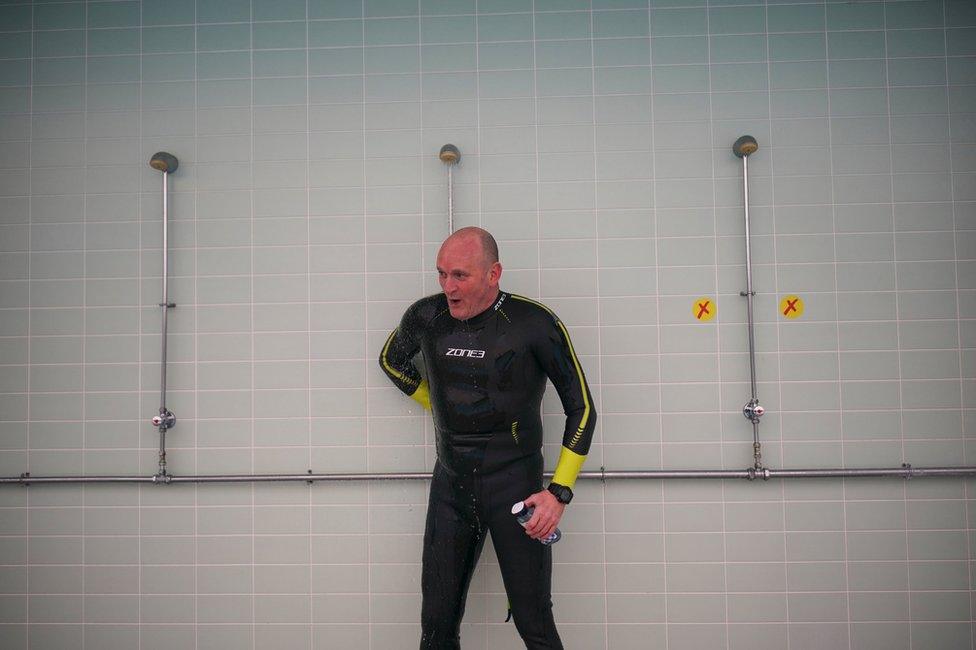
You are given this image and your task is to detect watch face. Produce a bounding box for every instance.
[549,484,572,504]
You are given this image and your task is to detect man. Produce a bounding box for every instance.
[378,227,596,650]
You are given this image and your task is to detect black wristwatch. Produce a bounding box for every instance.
[547,482,573,505]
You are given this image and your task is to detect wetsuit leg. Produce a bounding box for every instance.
[486,455,563,650]
[420,462,487,650]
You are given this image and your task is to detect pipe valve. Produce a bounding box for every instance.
[742,400,764,423]
[152,409,176,429]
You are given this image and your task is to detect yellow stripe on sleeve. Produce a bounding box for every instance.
[551,446,587,489]
[554,319,592,446]
[410,380,431,411]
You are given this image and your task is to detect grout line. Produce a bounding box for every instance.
[647,8,669,646]
[193,3,202,648]
[531,3,542,306]
[360,4,372,648]
[81,3,89,648]
[821,4,854,648]
[249,3,256,648]
[881,6,913,649]
[942,1,973,646]
[763,4,792,647]
[705,3,733,645]
[23,4,35,647]
[137,3,144,648]
[585,3,609,646]
[305,2,313,646]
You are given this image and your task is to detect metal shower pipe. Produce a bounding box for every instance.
[439,144,460,233]
[5,464,976,486]
[148,152,179,477]
[732,135,764,470]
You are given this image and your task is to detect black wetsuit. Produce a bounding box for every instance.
[379,291,596,650]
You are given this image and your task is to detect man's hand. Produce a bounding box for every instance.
[522,489,565,540]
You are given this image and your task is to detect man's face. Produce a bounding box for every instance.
[436,235,501,320]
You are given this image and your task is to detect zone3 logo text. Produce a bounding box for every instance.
[445,348,486,358]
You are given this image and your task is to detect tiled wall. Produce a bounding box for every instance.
[0,0,974,648]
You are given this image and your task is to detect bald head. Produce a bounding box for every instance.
[443,226,499,267]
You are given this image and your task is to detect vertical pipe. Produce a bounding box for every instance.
[742,153,761,466]
[732,136,763,468]
[447,164,454,233]
[158,168,170,474]
[439,144,460,234]
[742,154,758,403]
[148,152,179,476]
[159,169,170,408]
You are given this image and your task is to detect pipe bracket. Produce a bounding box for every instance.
[902,463,913,480]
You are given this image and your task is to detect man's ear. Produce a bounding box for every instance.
[489,261,502,286]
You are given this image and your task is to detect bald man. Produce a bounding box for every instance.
[379,227,596,650]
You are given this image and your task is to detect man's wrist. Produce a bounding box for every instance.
[546,482,573,505]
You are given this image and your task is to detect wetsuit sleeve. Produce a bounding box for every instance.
[378,303,431,410]
[534,313,596,490]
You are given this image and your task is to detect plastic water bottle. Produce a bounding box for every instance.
[511,501,561,545]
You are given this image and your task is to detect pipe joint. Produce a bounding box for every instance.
[746,466,771,481]
[752,441,764,472]
[152,471,172,484]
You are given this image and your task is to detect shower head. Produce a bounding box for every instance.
[149,151,179,173]
[439,144,460,165]
[732,136,758,159]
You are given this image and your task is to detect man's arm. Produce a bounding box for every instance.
[531,306,596,489]
[512,296,597,539]
[378,305,431,410]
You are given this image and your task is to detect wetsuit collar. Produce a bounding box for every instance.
[458,290,508,326]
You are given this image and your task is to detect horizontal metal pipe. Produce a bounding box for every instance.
[0,475,158,485]
[4,465,976,486]
[768,467,976,479]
